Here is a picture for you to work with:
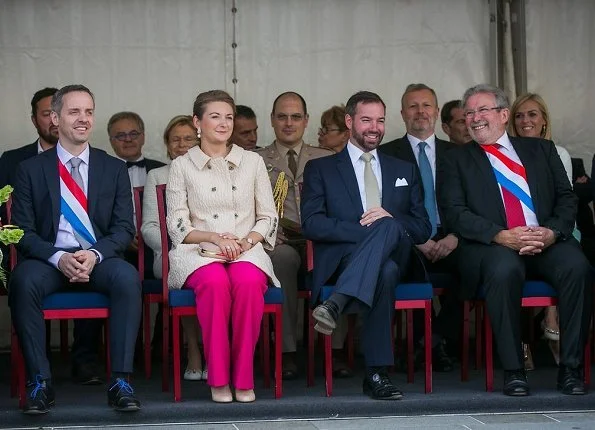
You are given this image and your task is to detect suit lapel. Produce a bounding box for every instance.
[41,149,61,235]
[296,144,311,182]
[469,143,507,221]
[379,153,394,209]
[395,136,417,165]
[510,137,540,217]
[336,148,364,214]
[87,148,102,219]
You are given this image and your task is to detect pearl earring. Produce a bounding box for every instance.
[197,128,201,139]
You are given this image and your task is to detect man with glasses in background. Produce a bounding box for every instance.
[439,84,591,397]
[255,92,332,379]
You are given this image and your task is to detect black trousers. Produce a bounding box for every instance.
[333,218,408,367]
[475,240,592,370]
[9,258,142,381]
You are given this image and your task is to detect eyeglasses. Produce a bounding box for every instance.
[318,127,342,135]
[274,113,305,122]
[169,136,198,146]
[463,107,503,119]
[111,130,143,142]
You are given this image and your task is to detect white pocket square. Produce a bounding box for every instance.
[394,178,408,187]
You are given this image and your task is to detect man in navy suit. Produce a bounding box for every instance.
[301,91,431,400]
[439,84,591,396]
[9,84,142,414]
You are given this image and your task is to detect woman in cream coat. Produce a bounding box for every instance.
[166,90,279,403]
[141,115,206,381]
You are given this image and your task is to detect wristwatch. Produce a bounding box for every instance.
[246,237,254,246]
[90,249,101,264]
[550,228,562,242]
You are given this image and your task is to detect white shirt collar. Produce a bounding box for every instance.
[495,131,513,151]
[116,155,145,164]
[407,133,436,151]
[347,140,379,164]
[56,141,90,166]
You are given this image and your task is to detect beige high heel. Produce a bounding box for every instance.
[235,389,256,403]
[211,385,233,403]
[523,343,535,371]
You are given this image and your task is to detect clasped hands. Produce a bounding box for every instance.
[58,250,97,283]
[210,232,253,260]
[417,234,459,263]
[494,226,556,255]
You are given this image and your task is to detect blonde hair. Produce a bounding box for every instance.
[509,93,552,140]
[163,115,196,145]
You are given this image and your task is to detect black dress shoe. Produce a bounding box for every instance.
[23,377,55,415]
[503,369,530,396]
[363,370,403,400]
[312,301,339,335]
[72,362,103,385]
[557,366,586,395]
[107,379,141,412]
[282,353,298,380]
[432,341,454,372]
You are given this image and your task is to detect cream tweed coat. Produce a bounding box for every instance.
[166,144,280,290]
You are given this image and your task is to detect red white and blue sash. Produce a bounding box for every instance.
[58,160,96,248]
[481,144,537,228]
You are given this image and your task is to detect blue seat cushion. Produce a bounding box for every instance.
[169,289,195,308]
[522,280,556,297]
[320,283,433,302]
[395,283,433,301]
[264,287,283,304]
[477,280,555,299]
[42,292,109,310]
[142,279,162,295]
[169,286,283,308]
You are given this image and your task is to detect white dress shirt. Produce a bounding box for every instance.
[117,155,147,228]
[347,140,383,210]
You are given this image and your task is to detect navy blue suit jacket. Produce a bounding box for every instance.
[12,146,135,263]
[301,146,431,301]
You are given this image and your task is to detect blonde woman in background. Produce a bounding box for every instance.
[141,115,206,380]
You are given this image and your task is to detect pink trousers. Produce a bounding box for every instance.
[184,262,267,389]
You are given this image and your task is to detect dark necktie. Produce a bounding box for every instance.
[418,142,437,237]
[126,159,146,169]
[287,149,298,178]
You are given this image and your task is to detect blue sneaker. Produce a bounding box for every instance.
[107,378,141,412]
[23,375,55,415]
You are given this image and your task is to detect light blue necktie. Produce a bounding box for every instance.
[418,142,437,237]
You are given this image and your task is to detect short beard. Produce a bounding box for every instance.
[352,129,383,152]
[38,129,59,146]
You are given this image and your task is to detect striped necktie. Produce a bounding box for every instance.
[480,144,535,228]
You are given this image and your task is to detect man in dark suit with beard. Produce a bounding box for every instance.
[439,84,591,397]
[302,91,431,400]
[379,83,459,372]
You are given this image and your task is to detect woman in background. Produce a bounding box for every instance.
[141,115,206,381]
[166,90,279,403]
[317,105,350,153]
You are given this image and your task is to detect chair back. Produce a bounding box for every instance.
[155,184,170,303]
[133,186,145,280]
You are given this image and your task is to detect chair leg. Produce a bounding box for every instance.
[406,309,414,384]
[475,303,483,370]
[263,314,271,389]
[274,307,283,399]
[60,320,69,360]
[172,315,182,402]
[143,300,152,379]
[396,309,403,357]
[162,306,170,392]
[307,308,315,387]
[324,334,333,397]
[347,315,356,369]
[461,301,470,382]
[424,300,432,394]
[484,312,494,392]
[105,319,111,379]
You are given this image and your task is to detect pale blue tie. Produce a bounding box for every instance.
[418,142,437,237]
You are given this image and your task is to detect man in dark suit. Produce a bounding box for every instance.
[231,104,260,150]
[9,84,142,414]
[0,87,59,189]
[440,99,471,145]
[379,83,459,372]
[439,84,591,397]
[302,91,431,400]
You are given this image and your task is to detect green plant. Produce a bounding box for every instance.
[0,185,24,288]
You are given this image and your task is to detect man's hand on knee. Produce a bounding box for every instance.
[360,207,392,227]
